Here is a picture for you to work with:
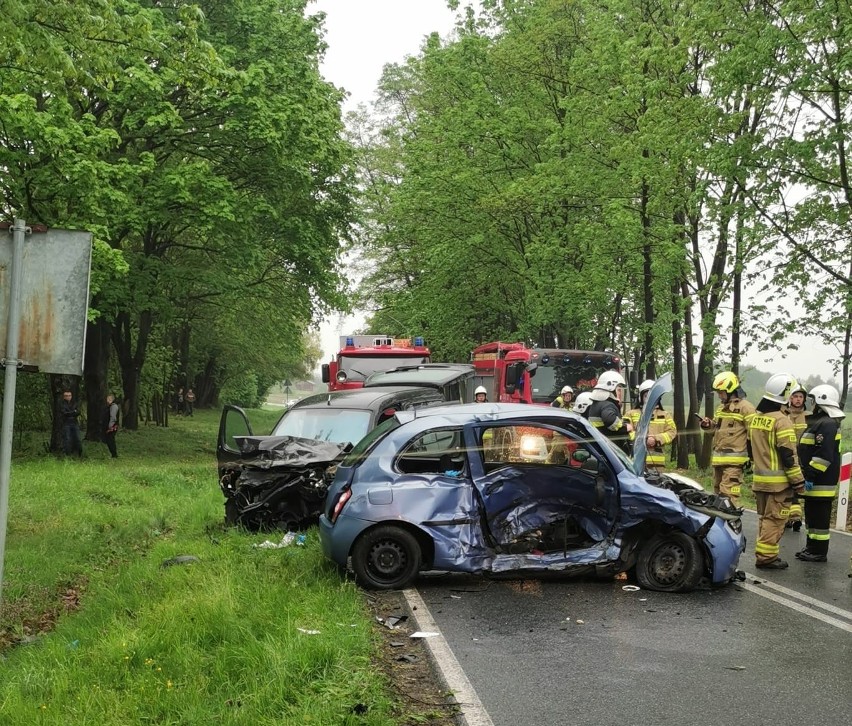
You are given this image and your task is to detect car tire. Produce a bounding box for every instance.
[352,525,422,590]
[634,531,703,592]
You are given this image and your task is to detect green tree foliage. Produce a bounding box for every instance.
[1,0,354,433]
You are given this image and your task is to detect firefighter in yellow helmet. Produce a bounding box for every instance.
[796,384,845,563]
[624,379,677,471]
[781,384,808,531]
[699,371,755,507]
[748,373,805,569]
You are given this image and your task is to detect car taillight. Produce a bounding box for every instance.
[329,488,352,524]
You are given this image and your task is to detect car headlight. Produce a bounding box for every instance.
[726,518,742,534]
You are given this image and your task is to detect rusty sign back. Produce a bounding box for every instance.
[0,226,93,375]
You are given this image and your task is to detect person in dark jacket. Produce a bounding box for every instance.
[60,389,83,457]
[103,393,119,459]
[587,371,631,452]
[796,384,845,563]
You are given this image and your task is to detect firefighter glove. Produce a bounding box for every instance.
[804,480,814,492]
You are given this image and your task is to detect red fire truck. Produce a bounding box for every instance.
[471,341,625,405]
[321,335,431,391]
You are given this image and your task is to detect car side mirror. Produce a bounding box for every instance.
[572,449,599,474]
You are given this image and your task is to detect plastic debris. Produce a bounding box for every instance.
[395,654,418,663]
[725,666,746,671]
[576,619,585,624]
[410,631,440,639]
[297,628,321,635]
[254,532,300,549]
[621,585,641,592]
[384,615,408,629]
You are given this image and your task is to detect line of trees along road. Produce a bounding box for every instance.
[3,1,849,468]
[352,0,852,467]
[1,0,354,445]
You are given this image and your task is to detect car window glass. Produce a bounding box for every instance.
[340,417,400,467]
[271,408,372,446]
[396,428,465,475]
[223,408,251,453]
[480,425,598,469]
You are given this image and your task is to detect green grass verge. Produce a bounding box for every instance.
[0,408,401,725]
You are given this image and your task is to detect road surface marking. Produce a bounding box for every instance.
[741,572,852,621]
[404,588,495,726]
[740,574,852,633]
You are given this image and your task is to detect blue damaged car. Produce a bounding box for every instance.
[319,375,746,592]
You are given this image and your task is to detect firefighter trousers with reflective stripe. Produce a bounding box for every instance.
[713,465,744,507]
[788,495,802,524]
[755,489,793,566]
[803,496,834,556]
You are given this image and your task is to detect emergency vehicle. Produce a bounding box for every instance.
[471,341,624,405]
[321,335,431,391]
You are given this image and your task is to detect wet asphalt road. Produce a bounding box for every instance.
[414,511,852,726]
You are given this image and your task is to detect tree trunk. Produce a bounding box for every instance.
[670,281,686,468]
[730,208,745,375]
[112,310,153,429]
[83,318,111,441]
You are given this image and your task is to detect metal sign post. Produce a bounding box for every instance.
[0,218,28,603]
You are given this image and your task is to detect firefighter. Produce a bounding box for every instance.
[551,385,574,409]
[748,373,805,569]
[625,379,677,471]
[587,371,631,451]
[474,386,488,403]
[699,371,755,507]
[796,384,845,563]
[572,392,593,417]
[782,384,808,531]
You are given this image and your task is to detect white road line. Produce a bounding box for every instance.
[739,579,852,633]
[741,571,852,621]
[403,588,495,726]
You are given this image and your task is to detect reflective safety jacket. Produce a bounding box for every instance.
[588,399,628,453]
[748,410,804,492]
[624,407,677,467]
[551,395,573,410]
[781,405,808,443]
[798,413,842,498]
[710,396,756,467]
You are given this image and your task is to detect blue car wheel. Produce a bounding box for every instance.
[352,525,422,590]
[634,531,703,592]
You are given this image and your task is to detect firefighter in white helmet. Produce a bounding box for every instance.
[551,385,574,410]
[474,386,488,403]
[796,384,845,563]
[699,370,755,507]
[747,373,805,569]
[587,371,631,451]
[624,379,677,471]
[572,392,593,417]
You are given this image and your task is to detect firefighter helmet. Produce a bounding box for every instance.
[594,371,626,392]
[763,373,797,404]
[573,392,593,415]
[712,371,739,394]
[560,385,573,395]
[808,384,844,418]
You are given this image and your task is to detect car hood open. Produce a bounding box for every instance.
[631,372,672,476]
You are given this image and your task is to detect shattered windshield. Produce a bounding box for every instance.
[271,408,372,447]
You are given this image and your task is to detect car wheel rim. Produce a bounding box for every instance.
[649,541,687,586]
[368,539,407,582]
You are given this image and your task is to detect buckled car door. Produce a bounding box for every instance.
[217,404,253,477]
[466,422,618,548]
